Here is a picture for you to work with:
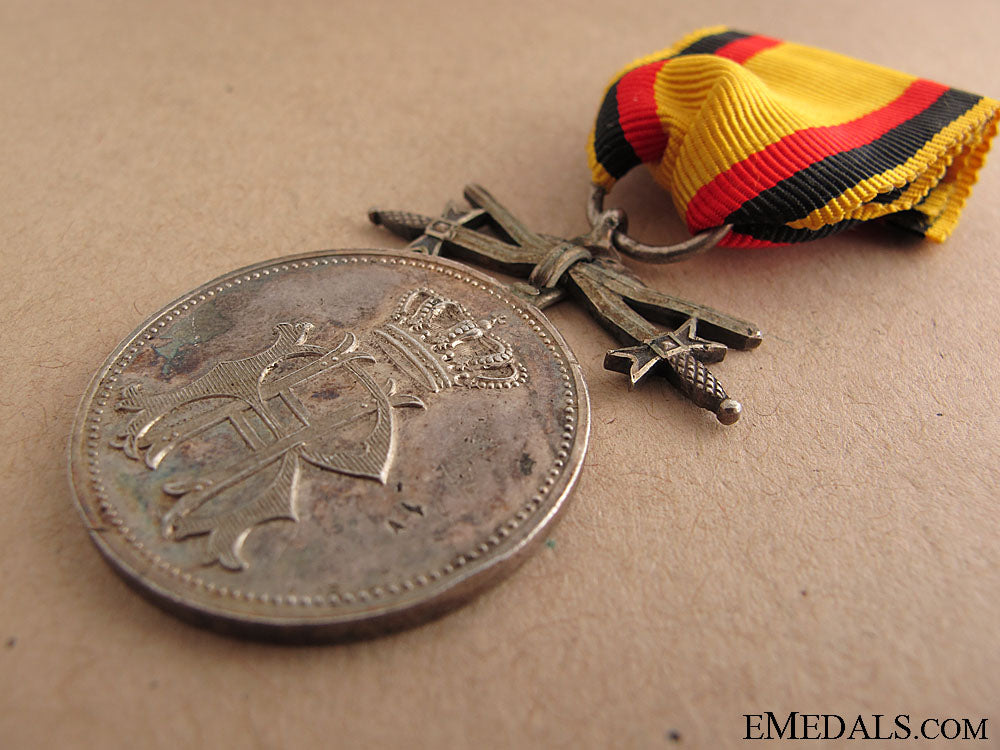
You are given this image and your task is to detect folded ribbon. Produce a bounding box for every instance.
[588,27,999,248]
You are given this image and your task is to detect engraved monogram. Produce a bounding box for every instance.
[111,288,525,570]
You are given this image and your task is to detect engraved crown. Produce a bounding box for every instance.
[375,287,527,391]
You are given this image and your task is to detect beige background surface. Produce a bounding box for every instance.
[2,1,998,748]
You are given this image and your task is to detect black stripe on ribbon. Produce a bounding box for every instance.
[592,80,640,180]
[870,182,909,204]
[675,30,750,56]
[724,88,982,227]
[888,209,933,235]
[732,219,861,244]
[593,30,752,180]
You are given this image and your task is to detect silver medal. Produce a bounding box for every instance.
[70,250,588,640]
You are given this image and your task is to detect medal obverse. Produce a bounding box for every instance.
[69,250,588,641]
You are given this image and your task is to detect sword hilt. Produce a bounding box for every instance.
[368,209,435,242]
[663,350,741,425]
[604,340,742,424]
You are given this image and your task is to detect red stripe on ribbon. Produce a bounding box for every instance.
[714,34,781,64]
[719,232,784,249]
[685,78,949,230]
[616,60,670,163]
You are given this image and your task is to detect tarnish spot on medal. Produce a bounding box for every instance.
[518,452,536,476]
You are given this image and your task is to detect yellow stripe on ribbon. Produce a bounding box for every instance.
[589,27,999,247]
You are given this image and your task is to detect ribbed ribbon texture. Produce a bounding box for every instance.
[588,27,999,248]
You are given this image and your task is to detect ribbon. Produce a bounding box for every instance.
[588,27,999,248]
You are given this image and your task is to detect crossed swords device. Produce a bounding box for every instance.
[370,184,762,424]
